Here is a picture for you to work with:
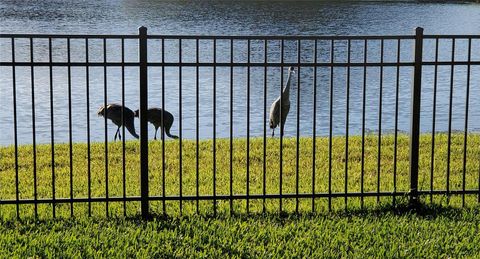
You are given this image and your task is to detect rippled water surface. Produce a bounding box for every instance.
[1,0,479,145]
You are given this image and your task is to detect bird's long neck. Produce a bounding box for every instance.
[282,71,293,99]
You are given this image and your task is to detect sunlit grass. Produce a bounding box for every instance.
[0,133,480,257]
[0,133,479,218]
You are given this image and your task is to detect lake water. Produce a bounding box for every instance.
[1,0,480,145]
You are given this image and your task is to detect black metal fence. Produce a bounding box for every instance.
[0,27,479,219]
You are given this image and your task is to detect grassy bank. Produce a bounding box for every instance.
[1,133,479,218]
[0,134,480,257]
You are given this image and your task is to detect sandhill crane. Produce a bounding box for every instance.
[269,66,295,137]
[97,104,139,141]
[134,108,178,140]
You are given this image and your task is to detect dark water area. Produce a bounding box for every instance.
[1,0,479,145]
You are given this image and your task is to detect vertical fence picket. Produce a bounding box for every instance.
[263,40,267,213]
[430,38,439,204]
[48,37,56,218]
[195,39,200,214]
[361,39,367,210]
[446,38,455,204]
[246,39,250,214]
[279,39,284,214]
[212,39,216,216]
[328,40,334,211]
[30,37,38,219]
[345,39,351,211]
[179,38,183,216]
[377,39,384,205]
[462,38,472,207]
[67,38,74,217]
[229,39,234,215]
[394,39,401,206]
[103,38,109,217]
[295,40,300,214]
[86,38,92,217]
[162,38,167,215]
[312,39,317,213]
[11,38,19,219]
[121,38,127,216]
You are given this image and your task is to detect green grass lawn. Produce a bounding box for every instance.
[0,134,479,257]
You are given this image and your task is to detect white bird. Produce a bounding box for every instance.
[269,66,295,137]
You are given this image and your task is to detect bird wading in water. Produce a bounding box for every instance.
[97,104,139,141]
[269,66,295,137]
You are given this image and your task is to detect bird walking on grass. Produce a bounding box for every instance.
[97,104,139,141]
[134,108,178,140]
[269,66,295,137]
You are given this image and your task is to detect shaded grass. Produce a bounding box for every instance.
[0,205,480,257]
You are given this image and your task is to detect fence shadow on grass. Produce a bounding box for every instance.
[1,201,477,228]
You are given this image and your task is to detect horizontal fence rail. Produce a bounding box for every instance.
[0,27,479,219]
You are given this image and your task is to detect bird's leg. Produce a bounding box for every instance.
[272,129,275,137]
[114,127,120,141]
[154,128,158,140]
[118,129,122,141]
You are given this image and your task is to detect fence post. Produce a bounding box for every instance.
[409,27,423,207]
[139,26,149,219]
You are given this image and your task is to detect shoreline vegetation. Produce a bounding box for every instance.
[0,134,479,257]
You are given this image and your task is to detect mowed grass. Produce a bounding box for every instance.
[1,133,479,217]
[1,207,480,258]
[0,134,480,257]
